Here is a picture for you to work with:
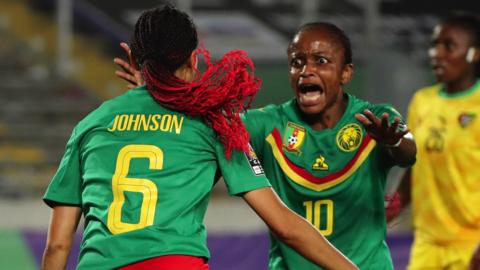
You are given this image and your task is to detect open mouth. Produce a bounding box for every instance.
[298,84,323,93]
[432,65,445,75]
[297,84,323,106]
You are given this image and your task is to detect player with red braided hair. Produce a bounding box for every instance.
[41,5,357,270]
[129,4,260,159]
[141,47,259,159]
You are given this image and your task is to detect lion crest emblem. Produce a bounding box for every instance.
[336,124,362,152]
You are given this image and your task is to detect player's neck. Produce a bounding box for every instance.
[302,94,348,131]
[444,73,477,93]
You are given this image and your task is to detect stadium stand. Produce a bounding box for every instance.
[0,4,100,198]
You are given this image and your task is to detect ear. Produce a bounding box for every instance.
[470,47,480,64]
[341,63,354,85]
[189,50,198,69]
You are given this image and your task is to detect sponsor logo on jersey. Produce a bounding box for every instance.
[312,155,329,171]
[458,112,476,128]
[282,122,305,155]
[336,123,362,152]
[244,143,265,176]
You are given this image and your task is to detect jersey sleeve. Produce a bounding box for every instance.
[216,142,271,196]
[241,108,269,156]
[370,103,407,132]
[43,127,83,207]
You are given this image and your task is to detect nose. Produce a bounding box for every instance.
[300,60,316,76]
[429,45,446,60]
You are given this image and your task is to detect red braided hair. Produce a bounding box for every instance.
[142,47,261,159]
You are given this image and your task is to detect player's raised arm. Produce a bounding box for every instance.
[42,205,82,270]
[242,187,358,270]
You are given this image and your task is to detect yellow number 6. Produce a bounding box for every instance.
[107,144,163,234]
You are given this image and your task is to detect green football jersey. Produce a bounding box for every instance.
[243,94,403,270]
[44,85,270,270]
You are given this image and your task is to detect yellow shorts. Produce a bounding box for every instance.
[408,237,477,270]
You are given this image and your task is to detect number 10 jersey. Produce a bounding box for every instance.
[243,94,403,270]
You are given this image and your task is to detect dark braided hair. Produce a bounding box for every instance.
[131,5,198,72]
[130,5,261,159]
[441,13,480,77]
[288,22,353,65]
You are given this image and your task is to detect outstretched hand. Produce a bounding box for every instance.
[114,42,144,89]
[355,109,408,147]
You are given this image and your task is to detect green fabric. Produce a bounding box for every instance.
[243,93,402,270]
[0,230,36,270]
[44,85,270,269]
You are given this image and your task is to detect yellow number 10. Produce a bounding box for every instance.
[303,199,334,236]
[107,145,163,234]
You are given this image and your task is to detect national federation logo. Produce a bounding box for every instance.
[336,123,362,152]
[244,143,265,176]
[283,122,306,155]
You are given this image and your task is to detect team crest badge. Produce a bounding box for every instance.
[312,155,329,171]
[458,112,476,128]
[336,123,362,152]
[283,122,306,155]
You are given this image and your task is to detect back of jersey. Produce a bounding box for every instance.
[45,86,220,269]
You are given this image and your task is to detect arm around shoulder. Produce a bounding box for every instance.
[242,187,358,270]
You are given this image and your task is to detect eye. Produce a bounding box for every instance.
[316,57,328,64]
[445,42,455,52]
[290,57,304,68]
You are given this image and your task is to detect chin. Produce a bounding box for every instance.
[434,74,445,82]
[435,75,451,84]
[298,103,325,116]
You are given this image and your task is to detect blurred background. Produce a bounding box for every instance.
[0,0,478,269]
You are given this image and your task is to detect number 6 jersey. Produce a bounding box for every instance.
[243,94,404,270]
[43,85,271,270]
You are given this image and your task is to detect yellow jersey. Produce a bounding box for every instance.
[408,80,480,243]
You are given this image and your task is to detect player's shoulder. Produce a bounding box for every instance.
[347,93,402,118]
[76,89,140,128]
[243,101,289,121]
[347,93,390,111]
[412,84,441,100]
[405,84,442,113]
[248,103,282,115]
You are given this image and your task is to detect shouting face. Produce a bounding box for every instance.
[288,27,353,116]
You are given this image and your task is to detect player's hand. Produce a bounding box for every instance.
[355,109,408,147]
[470,243,480,270]
[114,42,143,89]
